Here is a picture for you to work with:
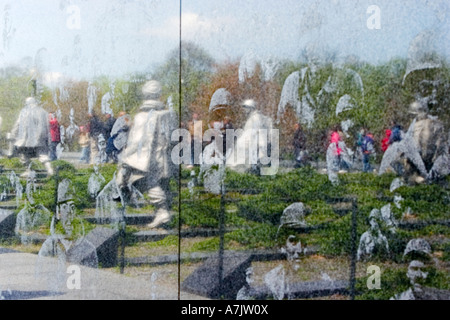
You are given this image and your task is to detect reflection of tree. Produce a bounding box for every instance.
[152,41,215,120]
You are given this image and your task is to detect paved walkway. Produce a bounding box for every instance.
[0,249,206,300]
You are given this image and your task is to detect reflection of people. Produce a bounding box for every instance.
[78,125,90,164]
[103,111,116,141]
[49,112,61,161]
[388,121,404,146]
[116,80,177,229]
[11,97,53,176]
[381,129,392,153]
[88,112,104,165]
[355,128,365,157]
[106,111,130,163]
[326,126,352,184]
[188,113,203,167]
[292,123,307,168]
[362,131,375,172]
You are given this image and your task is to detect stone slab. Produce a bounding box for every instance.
[126,247,320,267]
[0,290,63,300]
[82,214,154,225]
[249,280,350,300]
[0,209,16,238]
[0,247,19,254]
[181,252,252,300]
[132,228,236,242]
[67,227,119,268]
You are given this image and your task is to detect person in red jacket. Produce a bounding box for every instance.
[49,112,61,161]
[381,129,392,153]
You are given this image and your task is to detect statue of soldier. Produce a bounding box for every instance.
[116,80,177,229]
[10,97,53,176]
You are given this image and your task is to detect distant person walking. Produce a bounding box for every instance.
[88,111,104,164]
[381,129,392,153]
[49,112,61,161]
[361,131,375,172]
[292,123,307,168]
[106,111,130,163]
[78,125,90,164]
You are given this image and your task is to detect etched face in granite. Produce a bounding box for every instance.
[407,260,428,286]
[284,235,303,271]
[59,201,76,237]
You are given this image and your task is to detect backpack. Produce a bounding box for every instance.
[362,135,374,154]
[390,126,402,143]
[106,135,118,155]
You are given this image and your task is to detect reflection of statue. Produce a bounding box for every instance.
[238,51,279,83]
[380,204,398,234]
[65,108,79,150]
[390,260,428,300]
[381,31,449,183]
[10,97,53,176]
[11,165,51,244]
[236,267,257,300]
[96,134,107,164]
[226,99,274,175]
[88,165,105,198]
[199,137,225,195]
[278,202,307,234]
[116,80,177,229]
[403,238,432,259]
[277,60,363,130]
[101,92,113,115]
[380,95,449,184]
[37,179,98,294]
[357,211,389,261]
[264,235,304,300]
[390,238,450,300]
[15,168,52,245]
[199,88,230,195]
[405,98,449,182]
[87,83,97,114]
[39,179,97,261]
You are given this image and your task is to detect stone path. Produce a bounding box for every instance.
[0,249,206,300]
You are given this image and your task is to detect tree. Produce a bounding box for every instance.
[151,41,215,120]
[0,66,33,138]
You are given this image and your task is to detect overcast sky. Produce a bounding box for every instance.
[0,0,448,82]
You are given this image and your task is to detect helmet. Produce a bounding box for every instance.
[408,101,428,115]
[25,97,38,108]
[142,80,162,100]
[403,238,431,257]
[209,88,231,113]
[241,99,257,110]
